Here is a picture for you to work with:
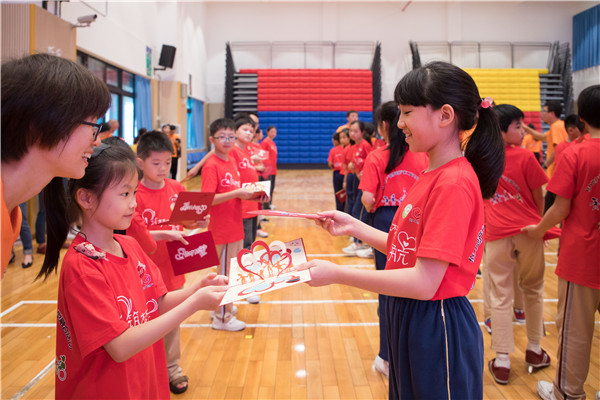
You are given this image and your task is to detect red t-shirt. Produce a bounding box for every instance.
[201,154,244,245]
[359,148,428,211]
[547,138,600,289]
[554,139,573,169]
[230,145,261,219]
[261,137,278,177]
[130,179,186,291]
[372,138,387,150]
[484,146,560,241]
[344,144,356,174]
[385,157,485,300]
[55,234,169,400]
[328,145,346,172]
[351,139,373,174]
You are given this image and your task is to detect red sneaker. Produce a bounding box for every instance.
[526,349,551,370]
[488,359,510,385]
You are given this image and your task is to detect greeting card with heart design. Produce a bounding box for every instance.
[220,238,311,305]
[166,230,219,275]
[245,210,322,219]
[242,180,271,200]
[157,191,215,226]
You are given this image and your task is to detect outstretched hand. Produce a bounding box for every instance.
[200,272,229,288]
[192,285,228,311]
[296,259,340,287]
[314,210,357,237]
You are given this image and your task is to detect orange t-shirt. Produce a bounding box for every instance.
[1,179,22,278]
[544,120,568,178]
[522,134,542,153]
[169,133,181,158]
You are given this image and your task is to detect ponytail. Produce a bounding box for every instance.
[464,106,504,199]
[38,177,71,280]
[374,101,409,174]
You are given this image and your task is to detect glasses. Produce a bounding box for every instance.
[213,135,237,142]
[81,121,102,141]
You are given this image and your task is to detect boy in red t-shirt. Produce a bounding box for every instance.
[129,130,209,394]
[202,118,256,331]
[261,126,278,209]
[523,85,600,400]
[484,105,558,385]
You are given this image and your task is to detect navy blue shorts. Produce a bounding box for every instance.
[386,296,483,400]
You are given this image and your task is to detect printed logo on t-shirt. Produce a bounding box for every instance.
[239,158,254,170]
[137,261,154,290]
[221,172,240,188]
[117,295,159,327]
[388,231,416,266]
[382,189,408,207]
[489,189,522,206]
[468,225,485,263]
[590,197,599,211]
[408,206,422,224]
[401,204,413,219]
[57,310,72,350]
[56,355,67,381]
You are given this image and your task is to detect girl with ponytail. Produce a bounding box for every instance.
[300,61,504,399]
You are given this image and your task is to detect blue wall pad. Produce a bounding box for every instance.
[258,111,373,164]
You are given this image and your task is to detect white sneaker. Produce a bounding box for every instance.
[595,390,600,400]
[246,295,260,304]
[256,229,269,238]
[373,355,389,378]
[342,242,361,255]
[212,316,246,331]
[356,247,374,258]
[537,380,557,400]
[210,305,237,320]
[269,204,276,210]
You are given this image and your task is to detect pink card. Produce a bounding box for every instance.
[245,209,322,219]
[158,191,215,225]
[166,231,219,275]
[242,181,271,200]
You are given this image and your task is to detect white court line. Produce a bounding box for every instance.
[10,359,54,400]
[0,300,56,318]
[308,253,353,257]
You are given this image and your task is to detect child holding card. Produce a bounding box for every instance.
[230,117,270,250]
[201,118,257,331]
[128,130,208,394]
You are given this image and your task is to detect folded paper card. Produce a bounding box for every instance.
[242,180,271,200]
[166,230,219,275]
[158,191,215,225]
[220,238,311,305]
[245,209,322,219]
[335,188,347,203]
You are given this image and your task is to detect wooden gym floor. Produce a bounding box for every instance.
[2,169,598,399]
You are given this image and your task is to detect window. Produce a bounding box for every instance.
[77,52,136,144]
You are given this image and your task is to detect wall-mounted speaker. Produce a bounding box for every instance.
[158,45,176,68]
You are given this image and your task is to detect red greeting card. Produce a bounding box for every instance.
[335,188,347,202]
[158,191,215,225]
[166,231,219,275]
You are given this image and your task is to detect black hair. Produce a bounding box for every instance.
[266,126,276,133]
[134,128,148,145]
[209,118,235,136]
[363,122,376,143]
[169,124,177,132]
[564,114,585,132]
[39,144,138,280]
[394,61,504,198]
[332,132,340,142]
[376,101,409,174]
[577,84,600,129]
[235,117,255,130]
[494,104,524,133]
[349,120,367,142]
[346,110,357,118]
[1,53,111,163]
[544,100,563,118]
[136,130,173,159]
[341,127,355,146]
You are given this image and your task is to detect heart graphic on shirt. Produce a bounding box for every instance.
[396,231,416,252]
[221,172,234,187]
[239,158,250,169]
[236,240,292,281]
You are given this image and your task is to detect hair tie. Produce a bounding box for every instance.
[480,97,493,109]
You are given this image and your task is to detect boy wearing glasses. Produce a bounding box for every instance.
[201,118,255,331]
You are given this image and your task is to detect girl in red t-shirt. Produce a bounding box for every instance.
[328,131,346,212]
[39,144,227,399]
[300,61,505,399]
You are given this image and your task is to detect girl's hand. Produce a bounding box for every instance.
[296,260,340,287]
[315,210,358,237]
[183,215,210,230]
[152,230,189,245]
[200,272,229,288]
[191,285,228,311]
[520,224,544,240]
[237,188,256,200]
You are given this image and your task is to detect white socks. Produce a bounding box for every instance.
[527,342,542,354]
[495,353,511,368]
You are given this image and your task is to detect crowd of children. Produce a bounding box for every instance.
[1,53,599,400]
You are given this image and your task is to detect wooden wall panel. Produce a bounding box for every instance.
[1,3,30,62]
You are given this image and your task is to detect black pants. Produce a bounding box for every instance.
[170,157,179,179]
